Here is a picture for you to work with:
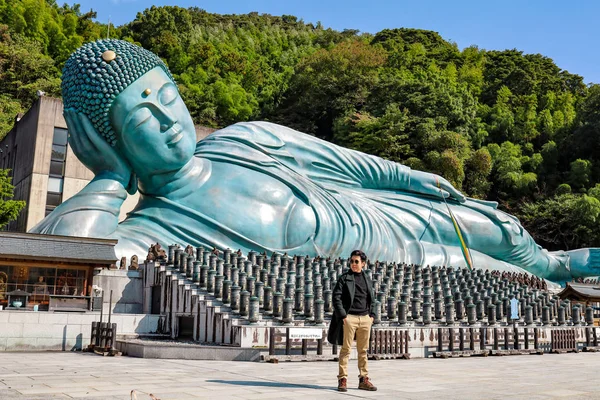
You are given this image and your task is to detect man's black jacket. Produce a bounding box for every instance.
[327,269,377,345]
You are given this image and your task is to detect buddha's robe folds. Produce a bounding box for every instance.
[31,122,570,280]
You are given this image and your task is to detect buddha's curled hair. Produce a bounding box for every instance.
[61,39,173,146]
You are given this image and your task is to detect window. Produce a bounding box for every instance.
[53,128,68,146]
[49,160,64,176]
[46,128,68,214]
[47,177,63,193]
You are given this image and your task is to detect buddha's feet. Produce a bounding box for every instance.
[566,248,600,279]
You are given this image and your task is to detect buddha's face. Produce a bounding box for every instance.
[110,67,196,174]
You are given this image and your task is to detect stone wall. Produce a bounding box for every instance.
[92,269,144,314]
[0,310,160,351]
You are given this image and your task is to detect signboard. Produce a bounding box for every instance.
[288,328,323,339]
[510,298,520,320]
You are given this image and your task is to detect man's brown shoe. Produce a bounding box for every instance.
[358,376,377,391]
[338,378,347,392]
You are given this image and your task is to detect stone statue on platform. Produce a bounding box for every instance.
[30,39,599,283]
[146,242,167,262]
[129,255,139,270]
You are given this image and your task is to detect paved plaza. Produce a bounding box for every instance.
[0,351,599,400]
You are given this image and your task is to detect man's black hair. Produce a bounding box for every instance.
[350,250,367,261]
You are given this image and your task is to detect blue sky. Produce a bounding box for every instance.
[72,0,600,84]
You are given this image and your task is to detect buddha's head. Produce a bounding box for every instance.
[61,39,196,175]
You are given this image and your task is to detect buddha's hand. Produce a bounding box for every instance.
[64,109,135,193]
[409,170,466,203]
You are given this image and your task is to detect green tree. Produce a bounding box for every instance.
[0,169,25,227]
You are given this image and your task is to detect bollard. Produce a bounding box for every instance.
[200,265,209,289]
[295,288,304,313]
[231,285,241,313]
[388,296,397,320]
[315,299,325,324]
[285,282,295,301]
[495,300,503,322]
[373,300,381,324]
[572,305,581,326]
[455,299,464,321]
[193,261,201,283]
[168,245,176,264]
[223,280,232,304]
[542,306,550,326]
[214,275,224,300]
[255,281,264,306]
[434,297,444,320]
[411,297,421,321]
[247,276,256,297]
[525,305,533,326]
[283,298,294,324]
[240,291,250,317]
[398,302,407,326]
[422,302,432,325]
[186,255,194,278]
[557,306,566,326]
[586,306,594,326]
[239,272,247,292]
[263,286,273,313]
[207,270,216,294]
[487,304,496,326]
[304,293,314,319]
[445,302,455,325]
[324,289,333,313]
[249,297,260,323]
[467,303,476,325]
[230,267,239,287]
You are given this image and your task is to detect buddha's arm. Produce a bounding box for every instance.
[207,122,464,200]
[29,175,126,238]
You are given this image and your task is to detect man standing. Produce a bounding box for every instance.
[327,250,377,392]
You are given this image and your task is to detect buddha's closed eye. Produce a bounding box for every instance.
[132,108,152,129]
[160,84,178,105]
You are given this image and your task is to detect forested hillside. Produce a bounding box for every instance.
[1,1,599,251]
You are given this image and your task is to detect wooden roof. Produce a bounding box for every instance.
[558,283,600,302]
[0,232,117,265]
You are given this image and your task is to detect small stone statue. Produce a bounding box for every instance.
[185,245,194,256]
[146,242,167,261]
[129,255,139,270]
[119,256,127,270]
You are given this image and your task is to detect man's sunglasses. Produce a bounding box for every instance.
[350,259,363,264]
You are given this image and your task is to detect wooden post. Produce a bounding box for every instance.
[594,327,598,347]
[513,325,519,350]
[534,328,539,350]
[332,343,338,355]
[469,327,475,351]
[493,328,499,350]
[586,327,591,347]
[438,327,443,352]
[302,338,308,355]
[404,330,409,354]
[269,327,276,356]
[448,328,454,351]
[317,338,323,355]
[285,328,291,355]
[504,327,510,350]
[524,328,529,349]
[480,327,485,350]
[459,328,465,351]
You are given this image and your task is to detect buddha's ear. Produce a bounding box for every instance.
[125,172,138,195]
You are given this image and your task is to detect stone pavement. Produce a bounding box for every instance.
[1,352,600,400]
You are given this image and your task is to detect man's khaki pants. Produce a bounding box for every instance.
[337,314,372,379]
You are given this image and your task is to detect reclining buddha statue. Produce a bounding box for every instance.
[31,39,598,283]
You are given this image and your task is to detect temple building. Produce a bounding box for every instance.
[0,95,215,233]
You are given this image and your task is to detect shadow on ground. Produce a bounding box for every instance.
[206,379,335,391]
